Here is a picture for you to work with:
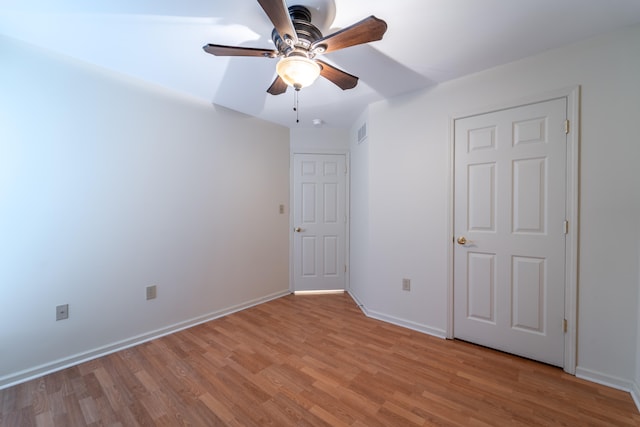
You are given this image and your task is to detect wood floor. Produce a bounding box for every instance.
[1,293,638,426]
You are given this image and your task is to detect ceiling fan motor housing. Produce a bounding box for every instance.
[272,6,323,58]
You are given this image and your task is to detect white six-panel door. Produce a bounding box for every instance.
[292,154,347,292]
[454,98,567,367]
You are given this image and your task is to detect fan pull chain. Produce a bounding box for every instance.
[293,89,300,123]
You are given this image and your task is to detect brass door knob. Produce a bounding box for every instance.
[294,227,303,233]
[457,236,467,245]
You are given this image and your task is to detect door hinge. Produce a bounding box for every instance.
[563,220,569,234]
[564,120,570,135]
[563,318,568,333]
[344,265,347,273]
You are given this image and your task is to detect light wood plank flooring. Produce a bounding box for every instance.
[1,293,638,426]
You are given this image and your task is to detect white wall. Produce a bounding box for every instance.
[289,127,349,153]
[0,36,290,387]
[349,24,640,387]
[348,110,371,302]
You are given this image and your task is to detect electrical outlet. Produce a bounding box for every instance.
[56,304,69,321]
[146,285,157,300]
[402,278,411,291]
[279,204,285,214]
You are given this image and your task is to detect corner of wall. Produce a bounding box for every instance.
[635,241,640,412]
[575,366,638,403]
[346,107,370,301]
[347,290,446,339]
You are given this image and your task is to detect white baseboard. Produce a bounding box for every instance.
[575,366,636,392]
[349,292,640,413]
[576,366,640,412]
[0,290,291,390]
[347,291,447,339]
[632,379,640,413]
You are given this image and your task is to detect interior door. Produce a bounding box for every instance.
[453,98,567,367]
[292,154,347,292]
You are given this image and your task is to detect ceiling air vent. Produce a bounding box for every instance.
[357,122,367,144]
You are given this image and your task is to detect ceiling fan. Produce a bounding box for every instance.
[203,0,388,95]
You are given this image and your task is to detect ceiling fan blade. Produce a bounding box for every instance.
[267,75,288,95]
[203,44,276,58]
[311,16,387,54]
[317,60,358,90]
[257,0,298,44]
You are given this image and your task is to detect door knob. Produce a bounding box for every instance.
[457,236,467,245]
[294,227,303,233]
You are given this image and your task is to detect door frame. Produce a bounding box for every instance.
[446,86,580,374]
[289,150,350,294]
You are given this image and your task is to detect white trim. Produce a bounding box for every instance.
[450,86,582,122]
[632,380,640,413]
[0,290,291,390]
[446,113,455,339]
[345,152,351,292]
[289,152,295,293]
[576,366,637,394]
[576,366,640,412]
[348,291,447,339]
[563,86,580,375]
[294,289,345,295]
[290,146,350,155]
[446,86,580,374]
[348,289,366,311]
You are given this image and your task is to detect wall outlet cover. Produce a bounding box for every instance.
[56,304,69,321]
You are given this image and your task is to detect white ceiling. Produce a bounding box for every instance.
[2,0,640,128]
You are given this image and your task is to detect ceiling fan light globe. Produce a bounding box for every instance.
[276,56,321,89]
